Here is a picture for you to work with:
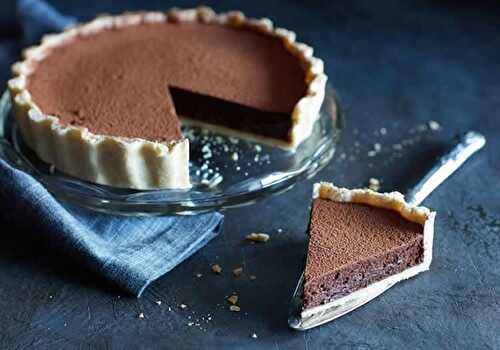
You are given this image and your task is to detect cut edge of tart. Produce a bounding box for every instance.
[7,7,327,190]
[301,182,435,320]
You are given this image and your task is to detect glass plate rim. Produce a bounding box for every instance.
[0,85,343,216]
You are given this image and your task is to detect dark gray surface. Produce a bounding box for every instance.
[1,1,499,349]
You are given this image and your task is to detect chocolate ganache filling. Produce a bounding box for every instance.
[26,21,307,142]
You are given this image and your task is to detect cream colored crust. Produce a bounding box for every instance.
[302,182,435,324]
[8,7,326,189]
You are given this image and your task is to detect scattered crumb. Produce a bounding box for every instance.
[368,178,381,191]
[138,312,145,319]
[374,143,382,152]
[155,300,162,306]
[380,127,387,135]
[168,307,172,312]
[233,267,243,277]
[251,333,258,339]
[367,150,376,157]
[277,228,283,233]
[231,152,239,161]
[180,304,187,309]
[196,273,203,278]
[49,295,53,299]
[428,120,440,131]
[227,295,239,305]
[245,233,270,243]
[229,305,241,312]
[49,165,56,174]
[249,275,257,280]
[187,322,194,326]
[254,145,262,152]
[211,264,222,274]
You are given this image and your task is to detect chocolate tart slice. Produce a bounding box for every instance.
[300,182,435,325]
[8,7,327,189]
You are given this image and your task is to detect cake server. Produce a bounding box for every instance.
[288,131,486,330]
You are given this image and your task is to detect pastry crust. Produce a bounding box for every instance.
[8,7,327,189]
[302,182,435,320]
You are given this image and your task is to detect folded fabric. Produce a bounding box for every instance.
[0,0,224,297]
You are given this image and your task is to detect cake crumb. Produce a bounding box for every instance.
[211,264,222,274]
[196,273,203,278]
[231,152,239,161]
[138,312,145,319]
[245,233,270,243]
[227,295,238,305]
[251,333,258,339]
[155,300,162,306]
[367,150,376,157]
[277,228,283,233]
[374,143,381,152]
[233,267,243,277]
[229,305,241,312]
[380,127,387,135]
[180,304,187,309]
[428,120,440,130]
[368,178,381,191]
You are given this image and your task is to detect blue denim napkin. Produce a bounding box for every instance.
[0,0,224,297]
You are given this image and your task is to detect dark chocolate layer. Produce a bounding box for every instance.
[303,199,424,309]
[170,87,293,141]
[27,20,307,142]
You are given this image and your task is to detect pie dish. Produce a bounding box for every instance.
[7,7,327,189]
[302,182,435,319]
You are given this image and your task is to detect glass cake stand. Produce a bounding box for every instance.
[0,86,342,216]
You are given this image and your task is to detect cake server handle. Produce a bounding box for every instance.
[405,131,486,206]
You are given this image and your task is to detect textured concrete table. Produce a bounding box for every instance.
[0,1,499,349]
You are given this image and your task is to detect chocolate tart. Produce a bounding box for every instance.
[8,7,327,189]
[302,182,435,321]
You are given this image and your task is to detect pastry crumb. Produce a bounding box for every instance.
[245,233,270,242]
[155,300,162,306]
[233,267,243,277]
[229,305,241,312]
[428,120,440,131]
[196,273,203,278]
[227,295,238,305]
[138,312,145,319]
[231,152,239,161]
[368,178,381,191]
[277,228,283,233]
[179,304,187,309]
[251,333,258,339]
[211,264,222,274]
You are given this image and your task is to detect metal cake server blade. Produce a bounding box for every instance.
[288,131,486,331]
